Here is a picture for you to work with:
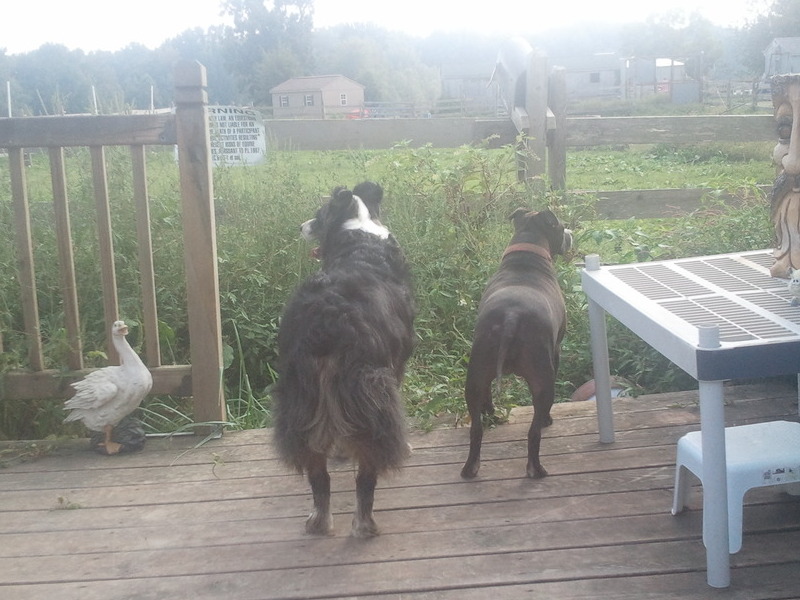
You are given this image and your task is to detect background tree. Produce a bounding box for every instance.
[160,27,238,105]
[12,45,92,114]
[617,11,723,76]
[251,43,306,103]
[315,25,440,106]
[221,0,314,103]
[740,0,800,75]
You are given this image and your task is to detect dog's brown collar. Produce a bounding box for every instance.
[502,242,551,261]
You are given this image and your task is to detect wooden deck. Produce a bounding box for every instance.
[2,382,799,599]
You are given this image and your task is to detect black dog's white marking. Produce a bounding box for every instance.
[273,182,415,538]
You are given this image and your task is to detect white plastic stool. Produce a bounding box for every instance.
[671,420,800,554]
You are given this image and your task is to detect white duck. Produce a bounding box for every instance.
[64,320,153,455]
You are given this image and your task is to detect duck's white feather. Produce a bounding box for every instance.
[64,321,152,432]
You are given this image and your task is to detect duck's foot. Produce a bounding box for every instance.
[96,425,122,455]
[96,440,124,455]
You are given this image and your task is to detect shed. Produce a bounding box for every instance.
[440,61,499,115]
[552,53,626,100]
[763,38,800,79]
[626,57,698,102]
[270,75,365,119]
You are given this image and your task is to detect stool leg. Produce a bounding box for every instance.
[671,463,691,515]
[727,483,746,554]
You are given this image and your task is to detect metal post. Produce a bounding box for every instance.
[697,324,730,588]
[585,254,615,443]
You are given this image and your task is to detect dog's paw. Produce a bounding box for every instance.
[351,515,380,538]
[305,510,334,536]
[526,462,548,479]
[460,460,480,479]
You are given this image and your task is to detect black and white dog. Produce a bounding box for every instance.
[273,182,415,538]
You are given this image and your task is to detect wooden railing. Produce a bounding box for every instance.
[0,61,225,430]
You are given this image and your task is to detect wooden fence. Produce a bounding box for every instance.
[264,50,776,219]
[544,66,774,218]
[0,61,225,430]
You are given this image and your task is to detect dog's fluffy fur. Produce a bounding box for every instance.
[273,182,415,537]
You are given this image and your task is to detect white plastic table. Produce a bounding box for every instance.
[581,249,800,588]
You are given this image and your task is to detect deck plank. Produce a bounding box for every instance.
[1,381,798,599]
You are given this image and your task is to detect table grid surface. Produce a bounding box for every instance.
[606,250,800,344]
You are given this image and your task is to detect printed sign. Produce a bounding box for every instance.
[207,106,267,166]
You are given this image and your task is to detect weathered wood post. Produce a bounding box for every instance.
[548,66,567,190]
[50,147,83,370]
[173,61,226,429]
[131,145,162,367]
[9,147,44,370]
[491,38,548,185]
[522,48,549,189]
[90,146,121,364]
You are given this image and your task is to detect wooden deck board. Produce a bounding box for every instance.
[1,382,799,599]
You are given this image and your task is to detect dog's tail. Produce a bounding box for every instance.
[303,359,409,473]
[494,312,519,400]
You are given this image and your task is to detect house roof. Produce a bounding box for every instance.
[764,37,800,55]
[270,75,365,94]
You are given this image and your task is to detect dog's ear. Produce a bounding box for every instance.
[353,181,383,204]
[353,181,383,219]
[534,209,570,255]
[536,209,560,230]
[332,188,354,209]
[509,208,532,230]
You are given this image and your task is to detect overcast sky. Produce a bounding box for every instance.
[1,0,769,55]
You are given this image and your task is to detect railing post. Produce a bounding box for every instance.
[522,49,549,190]
[174,60,226,429]
[50,147,83,371]
[9,147,44,371]
[90,145,121,364]
[548,66,567,190]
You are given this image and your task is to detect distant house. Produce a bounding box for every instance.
[552,53,626,100]
[625,57,699,103]
[548,54,698,103]
[440,61,500,116]
[269,75,365,119]
[627,57,689,88]
[763,38,800,79]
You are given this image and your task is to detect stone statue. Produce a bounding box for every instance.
[770,74,800,277]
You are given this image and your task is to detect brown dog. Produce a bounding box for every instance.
[461,208,572,479]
